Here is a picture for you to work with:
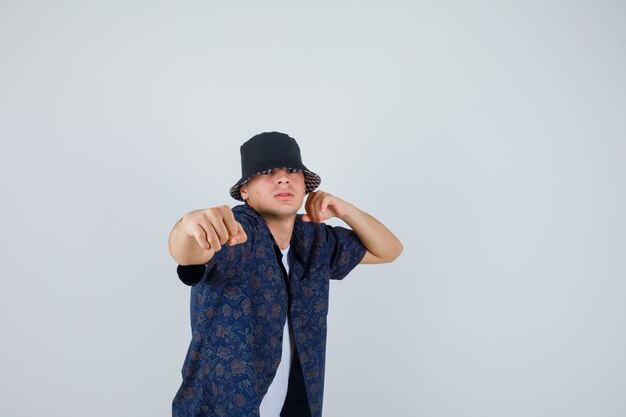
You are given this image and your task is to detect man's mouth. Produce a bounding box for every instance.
[274,191,294,199]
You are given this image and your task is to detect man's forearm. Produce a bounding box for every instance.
[340,204,403,262]
[168,218,215,266]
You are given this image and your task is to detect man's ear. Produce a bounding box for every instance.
[240,185,247,200]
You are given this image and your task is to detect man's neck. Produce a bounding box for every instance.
[263,215,296,250]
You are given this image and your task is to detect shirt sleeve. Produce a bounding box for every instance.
[176,252,223,286]
[326,225,367,280]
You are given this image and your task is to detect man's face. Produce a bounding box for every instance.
[240,168,306,219]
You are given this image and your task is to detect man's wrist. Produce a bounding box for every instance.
[338,202,359,223]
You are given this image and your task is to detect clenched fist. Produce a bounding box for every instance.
[302,191,353,223]
[181,205,248,253]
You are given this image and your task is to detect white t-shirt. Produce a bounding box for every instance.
[259,246,295,417]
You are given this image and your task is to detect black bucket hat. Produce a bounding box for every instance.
[229,132,321,201]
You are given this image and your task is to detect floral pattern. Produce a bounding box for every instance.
[172,204,366,417]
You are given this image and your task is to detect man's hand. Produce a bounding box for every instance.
[302,191,353,223]
[180,205,248,253]
[301,190,403,264]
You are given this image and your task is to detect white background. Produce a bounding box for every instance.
[1,1,625,416]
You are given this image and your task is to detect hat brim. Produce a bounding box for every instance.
[230,167,321,201]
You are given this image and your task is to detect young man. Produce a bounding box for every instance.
[168,132,402,417]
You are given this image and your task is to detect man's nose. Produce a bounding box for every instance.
[274,169,290,183]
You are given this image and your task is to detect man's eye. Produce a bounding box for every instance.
[288,168,298,174]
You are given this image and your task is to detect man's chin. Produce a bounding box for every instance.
[246,199,303,218]
[258,205,301,219]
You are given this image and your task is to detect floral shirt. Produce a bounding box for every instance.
[172,204,366,417]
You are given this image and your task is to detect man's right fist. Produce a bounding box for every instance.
[181,205,248,252]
